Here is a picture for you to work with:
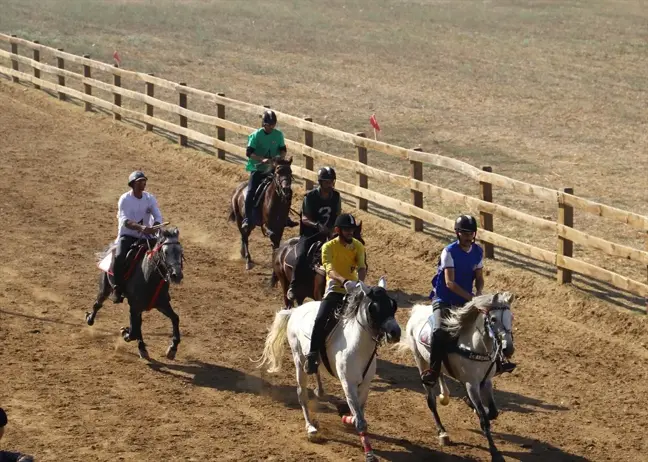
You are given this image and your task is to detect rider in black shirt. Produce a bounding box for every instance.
[287,167,341,302]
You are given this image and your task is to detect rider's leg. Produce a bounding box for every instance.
[288,234,317,301]
[111,236,136,303]
[305,291,344,374]
[242,171,262,229]
[421,302,449,386]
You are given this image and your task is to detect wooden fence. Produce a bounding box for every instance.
[1,33,647,300]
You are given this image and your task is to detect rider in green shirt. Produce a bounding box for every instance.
[242,110,288,230]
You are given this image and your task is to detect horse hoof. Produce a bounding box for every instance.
[306,429,321,443]
[439,432,450,446]
[85,312,94,326]
[166,345,177,360]
[439,394,450,406]
[138,347,150,360]
[120,327,131,342]
[245,262,254,271]
[314,389,325,400]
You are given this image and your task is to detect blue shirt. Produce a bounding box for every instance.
[430,241,484,306]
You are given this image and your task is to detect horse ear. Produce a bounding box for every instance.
[378,276,387,289]
[500,292,515,305]
[359,281,370,295]
[288,157,293,165]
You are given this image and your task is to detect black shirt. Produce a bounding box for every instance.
[301,188,341,237]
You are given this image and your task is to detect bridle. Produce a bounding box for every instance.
[271,165,293,202]
[146,237,183,281]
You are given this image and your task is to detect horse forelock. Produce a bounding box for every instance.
[162,227,180,239]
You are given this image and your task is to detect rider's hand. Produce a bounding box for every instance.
[141,226,156,235]
[261,158,271,164]
[343,280,358,293]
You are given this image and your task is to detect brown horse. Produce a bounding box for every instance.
[229,157,294,270]
[270,223,365,308]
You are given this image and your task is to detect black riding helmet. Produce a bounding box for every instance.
[262,109,277,126]
[334,213,358,229]
[318,166,336,182]
[454,214,478,233]
[128,170,147,187]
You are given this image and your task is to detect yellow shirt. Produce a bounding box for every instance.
[322,237,366,294]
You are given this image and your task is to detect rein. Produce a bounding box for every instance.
[144,238,182,311]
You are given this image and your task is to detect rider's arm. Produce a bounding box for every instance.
[278,131,287,158]
[300,195,321,230]
[444,268,474,302]
[149,194,163,226]
[322,243,346,285]
[246,131,267,162]
[475,269,484,296]
[356,242,367,282]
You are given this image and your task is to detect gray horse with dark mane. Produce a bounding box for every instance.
[87,227,185,360]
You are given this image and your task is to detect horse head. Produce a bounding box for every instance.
[479,292,515,359]
[351,277,400,343]
[272,157,293,202]
[155,227,184,284]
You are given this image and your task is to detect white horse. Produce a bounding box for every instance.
[400,292,515,462]
[256,277,401,462]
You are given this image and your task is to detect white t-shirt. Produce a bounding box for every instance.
[116,191,163,239]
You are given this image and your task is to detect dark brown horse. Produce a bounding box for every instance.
[229,157,294,270]
[270,223,365,308]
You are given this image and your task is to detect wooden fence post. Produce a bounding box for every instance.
[145,74,154,131]
[56,49,66,101]
[480,166,495,258]
[32,41,40,89]
[178,83,188,146]
[216,92,226,160]
[355,133,368,211]
[10,35,19,83]
[113,65,121,121]
[557,187,574,284]
[82,55,92,112]
[410,147,424,232]
[303,116,314,191]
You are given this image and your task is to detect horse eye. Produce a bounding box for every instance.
[490,315,497,323]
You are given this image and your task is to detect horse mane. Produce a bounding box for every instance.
[443,292,515,338]
[338,288,367,322]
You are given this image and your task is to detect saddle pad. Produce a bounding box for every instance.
[98,251,114,274]
[416,312,438,348]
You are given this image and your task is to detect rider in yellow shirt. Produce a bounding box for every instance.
[304,213,366,374]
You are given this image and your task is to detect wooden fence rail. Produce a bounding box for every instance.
[1,35,647,300]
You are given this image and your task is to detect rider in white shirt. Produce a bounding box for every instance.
[111,171,163,303]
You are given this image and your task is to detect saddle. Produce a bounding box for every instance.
[252,175,273,208]
[300,298,347,377]
[104,242,148,288]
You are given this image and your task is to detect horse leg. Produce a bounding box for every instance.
[481,379,499,421]
[294,353,318,441]
[340,379,377,462]
[86,272,111,326]
[314,370,325,399]
[157,303,181,360]
[122,305,149,360]
[422,383,450,446]
[465,382,503,462]
[240,228,253,270]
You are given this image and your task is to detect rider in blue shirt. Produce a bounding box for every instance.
[421,215,485,386]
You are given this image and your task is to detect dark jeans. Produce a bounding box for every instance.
[113,235,139,289]
[309,291,345,356]
[290,233,324,287]
[244,171,268,225]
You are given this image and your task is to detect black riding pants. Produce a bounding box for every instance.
[428,300,452,366]
[291,233,323,285]
[309,291,345,356]
[113,235,139,288]
[244,171,268,224]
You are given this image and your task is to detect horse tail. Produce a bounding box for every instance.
[269,270,278,288]
[255,309,292,373]
[391,340,413,357]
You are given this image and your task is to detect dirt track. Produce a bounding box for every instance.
[1,80,648,462]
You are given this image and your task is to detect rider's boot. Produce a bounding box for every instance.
[497,360,517,374]
[421,332,444,386]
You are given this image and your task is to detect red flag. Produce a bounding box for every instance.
[369,113,381,131]
[113,50,122,66]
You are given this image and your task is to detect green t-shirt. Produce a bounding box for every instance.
[245,128,286,173]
